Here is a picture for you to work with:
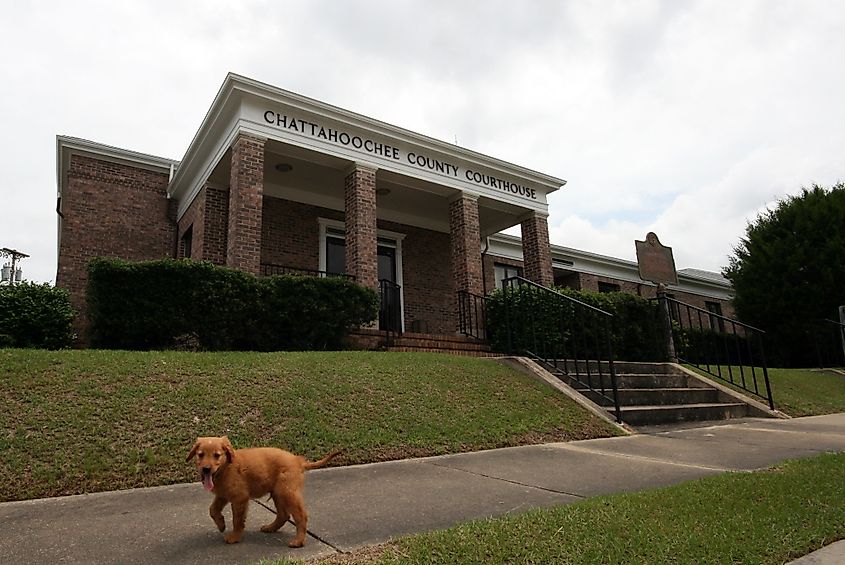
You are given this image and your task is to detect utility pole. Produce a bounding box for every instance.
[0,247,29,285]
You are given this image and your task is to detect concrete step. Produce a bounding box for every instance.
[543,360,684,375]
[616,402,750,426]
[594,388,722,407]
[564,372,695,389]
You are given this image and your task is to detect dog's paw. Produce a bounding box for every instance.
[260,524,276,533]
[288,539,304,548]
[223,533,242,544]
[212,517,226,532]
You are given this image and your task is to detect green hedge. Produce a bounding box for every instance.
[87,258,378,351]
[674,326,765,367]
[485,285,664,361]
[0,282,75,349]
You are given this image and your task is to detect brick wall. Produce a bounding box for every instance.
[521,212,553,286]
[344,166,378,289]
[177,186,205,259]
[381,220,455,335]
[449,194,483,296]
[227,135,264,273]
[261,197,343,269]
[176,185,229,264]
[203,186,229,265]
[56,154,176,343]
[260,196,456,334]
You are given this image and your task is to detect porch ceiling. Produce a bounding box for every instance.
[206,139,528,236]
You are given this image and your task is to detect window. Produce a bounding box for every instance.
[598,281,620,293]
[705,301,725,332]
[494,263,522,290]
[325,228,346,275]
[180,226,193,259]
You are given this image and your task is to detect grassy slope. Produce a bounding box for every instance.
[0,349,618,502]
[763,368,845,416]
[688,365,845,416]
[288,453,845,565]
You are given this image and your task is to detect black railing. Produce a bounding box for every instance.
[260,263,355,280]
[501,276,621,423]
[662,295,774,409]
[379,279,402,347]
[457,290,487,341]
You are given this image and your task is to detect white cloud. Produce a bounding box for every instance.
[1,0,843,284]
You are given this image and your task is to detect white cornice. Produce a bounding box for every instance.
[168,73,567,216]
[226,73,566,188]
[56,135,178,196]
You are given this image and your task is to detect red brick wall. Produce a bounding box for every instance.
[449,195,483,296]
[344,167,378,289]
[56,154,176,343]
[381,220,455,335]
[227,135,264,274]
[260,196,456,334]
[177,186,204,259]
[521,212,553,286]
[204,186,229,265]
[176,185,229,264]
[261,197,343,269]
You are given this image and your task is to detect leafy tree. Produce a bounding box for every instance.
[724,183,845,367]
[0,282,75,348]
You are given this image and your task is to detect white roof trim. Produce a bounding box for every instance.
[486,233,733,300]
[168,73,567,219]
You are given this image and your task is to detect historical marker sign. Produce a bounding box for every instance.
[635,232,678,285]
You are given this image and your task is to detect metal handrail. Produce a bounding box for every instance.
[379,279,402,347]
[457,290,487,341]
[260,263,355,280]
[660,295,774,409]
[502,276,622,423]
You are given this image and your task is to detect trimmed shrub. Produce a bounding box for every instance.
[485,284,663,361]
[87,258,378,351]
[0,282,75,349]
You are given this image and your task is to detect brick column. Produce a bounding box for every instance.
[227,134,264,274]
[521,211,554,286]
[449,193,484,296]
[344,164,378,289]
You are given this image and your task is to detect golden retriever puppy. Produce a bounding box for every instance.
[186,436,339,546]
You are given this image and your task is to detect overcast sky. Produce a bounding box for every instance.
[2,1,843,284]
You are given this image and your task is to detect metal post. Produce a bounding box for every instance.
[839,306,845,365]
[656,283,677,362]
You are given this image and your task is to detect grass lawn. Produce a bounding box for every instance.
[688,365,845,416]
[276,452,845,565]
[0,349,619,502]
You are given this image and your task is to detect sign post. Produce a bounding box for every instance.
[635,233,679,362]
[839,305,845,364]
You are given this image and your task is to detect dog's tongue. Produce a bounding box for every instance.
[202,472,214,491]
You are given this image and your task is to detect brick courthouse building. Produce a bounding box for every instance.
[56,74,732,342]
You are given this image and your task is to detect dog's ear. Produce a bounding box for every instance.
[221,436,235,462]
[186,439,199,462]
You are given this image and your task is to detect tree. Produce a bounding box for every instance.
[724,183,845,367]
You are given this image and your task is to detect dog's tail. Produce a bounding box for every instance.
[304,449,342,470]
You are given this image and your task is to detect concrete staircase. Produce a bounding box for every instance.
[539,360,759,426]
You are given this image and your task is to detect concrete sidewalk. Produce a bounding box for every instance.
[2,413,844,564]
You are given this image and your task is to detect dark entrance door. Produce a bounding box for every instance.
[378,244,401,332]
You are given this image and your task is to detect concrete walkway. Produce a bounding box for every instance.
[2,413,844,564]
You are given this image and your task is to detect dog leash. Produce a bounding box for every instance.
[253,496,276,514]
